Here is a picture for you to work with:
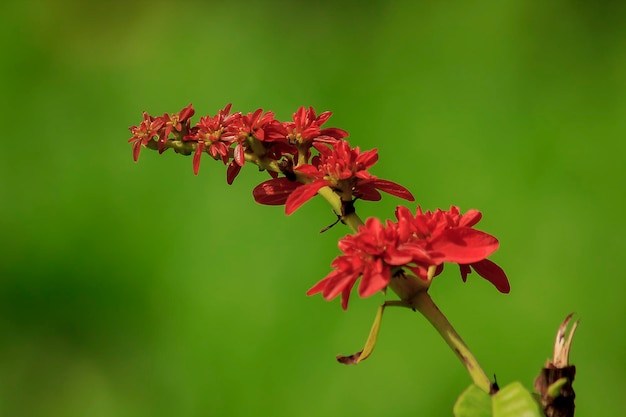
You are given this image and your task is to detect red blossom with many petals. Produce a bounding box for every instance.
[307,206,509,309]
[265,106,348,145]
[128,112,165,162]
[395,206,509,293]
[157,104,195,153]
[307,217,413,310]
[262,140,414,214]
[184,104,239,175]
[226,109,283,184]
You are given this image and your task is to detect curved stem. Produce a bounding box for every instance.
[409,290,492,393]
[341,211,365,231]
[152,136,490,391]
[316,188,365,232]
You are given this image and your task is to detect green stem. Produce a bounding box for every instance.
[315,183,491,391]
[316,188,365,231]
[150,137,491,391]
[245,148,490,390]
[408,290,492,393]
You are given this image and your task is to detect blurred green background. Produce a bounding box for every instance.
[1,0,624,416]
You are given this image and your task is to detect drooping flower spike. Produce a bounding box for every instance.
[129,104,355,180]
[127,104,514,395]
[307,205,509,309]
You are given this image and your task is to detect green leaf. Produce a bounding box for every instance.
[453,384,491,417]
[492,382,543,417]
[454,382,543,417]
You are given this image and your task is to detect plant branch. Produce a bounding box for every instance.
[149,134,492,393]
[408,290,492,393]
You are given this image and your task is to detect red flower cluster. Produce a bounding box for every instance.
[307,206,509,309]
[128,104,196,162]
[253,140,414,214]
[128,104,414,212]
[128,104,346,176]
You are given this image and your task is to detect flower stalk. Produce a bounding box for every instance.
[408,289,493,393]
[128,103,507,397]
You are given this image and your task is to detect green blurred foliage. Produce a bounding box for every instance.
[1,0,624,416]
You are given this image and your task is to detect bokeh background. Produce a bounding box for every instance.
[1,0,624,416]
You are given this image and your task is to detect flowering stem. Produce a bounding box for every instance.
[315,183,490,389]
[341,211,365,231]
[316,187,345,219]
[314,188,490,392]
[134,106,503,400]
[152,134,489,391]
[316,188,365,231]
[408,290,492,393]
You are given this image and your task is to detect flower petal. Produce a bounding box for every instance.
[383,246,415,266]
[285,180,329,215]
[178,103,195,121]
[340,282,354,310]
[294,164,323,178]
[357,148,379,169]
[459,263,472,282]
[233,143,245,166]
[132,141,142,162]
[459,209,482,227]
[192,142,205,175]
[252,177,300,206]
[470,259,510,293]
[371,179,415,201]
[226,161,242,185]
[319,127,349,139]
[430,227,499,264]
[355,185,382,201]
[358,259,391,298]
[306,276,330,296]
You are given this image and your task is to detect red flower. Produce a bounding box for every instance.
[283,140,414,214]
[233,108,277,143]
[265,106,348,145]
[184,104,239,175]
[128,112,165,162]
[395,206,509,293]
[252,177,301,205]
[158,104,195,153]
[307,217,413,310]
[307,206,509,309]
[226,109,279,184]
